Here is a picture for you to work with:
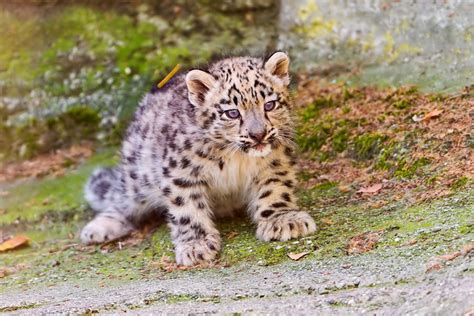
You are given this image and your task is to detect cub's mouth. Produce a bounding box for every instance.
[247,143,272,157]
[252,143,268,151]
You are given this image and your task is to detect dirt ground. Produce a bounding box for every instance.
[1,204,473,314]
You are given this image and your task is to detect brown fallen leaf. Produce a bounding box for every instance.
[367,200,388,209]
[426,261,443,273]
[320,218,335,225]
[0,268,8,278]
[347,231,383,255]
[426,243,474,273]
[461,243,474,255]
[403,239,417,246]
[287,251,309,261]
[357,183,382,194]
[226,231,239,239]
[0,236,30,252]
[338,185,351,193]
[421,109,443,122]
[436,243,474,261]
[438,251,461,261]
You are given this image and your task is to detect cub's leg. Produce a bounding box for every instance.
[250,161,317,241]
[80,167,135,244]
[163,184,220,266]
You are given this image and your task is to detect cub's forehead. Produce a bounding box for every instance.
[209,57,270,87]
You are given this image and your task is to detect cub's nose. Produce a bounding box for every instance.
[249,130,267,143]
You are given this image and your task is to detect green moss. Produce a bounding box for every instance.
[402,86,419,95]
[450,176,470,190]
[467,134,474,149]
[312,96,336,109]
[353,133,387,160]
[425,175,438,185]
[332,128,349,152]
[375,144,397,170]
[47,106,101,143]
[296,116,334,153]
[298,181,340,207]
[297,170,316,182]
[392,99,412,110]
[219,221,290,266]
[342,86,354,101]
[298,103,320,123]
[374,140,431,179]
[394,157,431,179]
[427,93,446,102]
[296,111,357,160]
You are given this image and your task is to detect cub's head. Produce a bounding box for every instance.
[185,52,293,157]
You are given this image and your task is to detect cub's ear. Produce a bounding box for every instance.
[264,52,290,86]
[185,70,217,105]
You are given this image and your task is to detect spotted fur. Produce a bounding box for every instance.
[80,52,317,266]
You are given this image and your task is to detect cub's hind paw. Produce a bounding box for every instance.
[80,215,133,244]
[175,234,221,266]
[256,211,316,242]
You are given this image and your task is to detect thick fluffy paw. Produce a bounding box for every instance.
[256,211,317,242]
[175,234,221,266]
[80,215,133,244]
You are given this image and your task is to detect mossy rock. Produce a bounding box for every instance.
[352,133,387,160]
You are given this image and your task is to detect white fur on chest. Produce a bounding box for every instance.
[207,153,266,217]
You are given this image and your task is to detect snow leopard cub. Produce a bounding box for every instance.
[81,52,317,266]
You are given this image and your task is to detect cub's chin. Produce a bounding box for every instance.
[247,143,272,157]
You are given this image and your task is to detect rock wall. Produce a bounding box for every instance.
[279,0,474,92]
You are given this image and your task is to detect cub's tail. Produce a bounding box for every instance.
[84,167,120,212]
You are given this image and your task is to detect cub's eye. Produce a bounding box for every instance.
[264,101,276,111]
[224,109,241,119]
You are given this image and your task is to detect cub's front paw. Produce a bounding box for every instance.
[80,215,133,244]
[175,234,221,266]
[256,211,316,242]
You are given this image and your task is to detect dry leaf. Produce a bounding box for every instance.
[426,261,443,272]
[0,236,30,252]
[287,251,309,261]
[403,239,417,246]
[426,243,474,273]
[338,185,351,193]
[226,231,239,239]
[321,218,335,225]
[357,183,382,194]
[461,243,474,255]
[421,109,443,121]
[368,200,388,209]
[347,231,383,255]
[438,251,461,261]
